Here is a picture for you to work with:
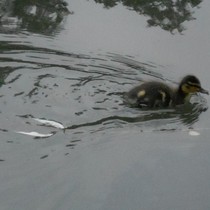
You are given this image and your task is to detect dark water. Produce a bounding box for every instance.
[1,0,210,210]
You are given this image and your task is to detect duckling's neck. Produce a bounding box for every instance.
[175,86,189,105]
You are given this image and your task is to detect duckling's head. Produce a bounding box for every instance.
[179,75,209,95]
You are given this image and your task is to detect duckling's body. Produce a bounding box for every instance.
[126,75,208,108]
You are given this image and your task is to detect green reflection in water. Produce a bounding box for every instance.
[95,0,202,33]
[0,0,71,35]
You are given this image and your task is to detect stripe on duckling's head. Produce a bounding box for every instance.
[187,81,201,88]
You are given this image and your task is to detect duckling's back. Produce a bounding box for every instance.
[125,81,174,108]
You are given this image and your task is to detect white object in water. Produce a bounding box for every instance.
[33,118,65,129]
[16,131,54,138]
[189,130,200,136]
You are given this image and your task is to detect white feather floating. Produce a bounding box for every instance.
[33,118,65,129]
[189,130,200,136]
[16,131,54,137]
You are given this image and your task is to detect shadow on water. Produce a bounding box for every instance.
[0,0,71,35]
[65,99,208,132]
[94,0,203,33]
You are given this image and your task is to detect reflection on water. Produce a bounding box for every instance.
[0,0,71,34]
[94,0,203,33]
[0,2,210,209]
[0,41,208,146]
[0,0,203,34]
[65,99,208,133]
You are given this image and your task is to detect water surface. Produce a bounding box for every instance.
[0,0,210,210]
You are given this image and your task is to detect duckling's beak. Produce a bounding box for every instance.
[199,87,209,95]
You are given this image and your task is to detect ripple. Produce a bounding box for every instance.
[0,43,208,145]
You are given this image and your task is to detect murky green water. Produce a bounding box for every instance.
[0,0,210,210]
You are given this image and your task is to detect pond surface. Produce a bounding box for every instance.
[0,0,210,209]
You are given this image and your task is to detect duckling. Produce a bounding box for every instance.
[126,75,209,108]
